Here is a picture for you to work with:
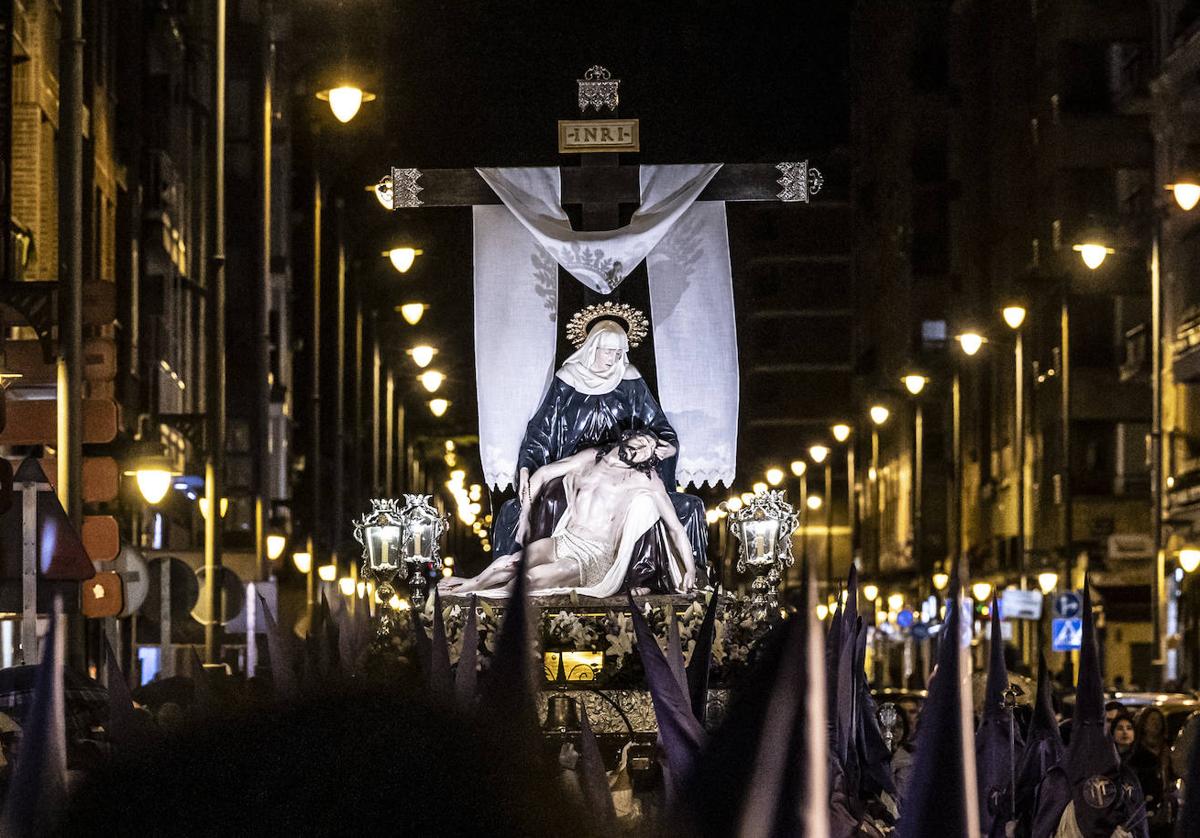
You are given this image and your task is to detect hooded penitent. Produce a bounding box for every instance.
[1031,579,1148,838]
[681,566,828,838]
[896,586,979,838]
[454,595,480,708]
[975,598,1023,837]
[685,587,720,723]
[1015,652,1064,834]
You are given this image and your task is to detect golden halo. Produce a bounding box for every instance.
[566,303,650,349]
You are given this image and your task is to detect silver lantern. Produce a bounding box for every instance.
[727,490,798,621]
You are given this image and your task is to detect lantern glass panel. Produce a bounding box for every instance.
[366,525,402,574]
[741,517,780,567]
[404,520,436,563]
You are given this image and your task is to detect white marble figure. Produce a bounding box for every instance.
[441,431,697,598]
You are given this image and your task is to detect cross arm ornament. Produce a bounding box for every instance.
[380,161,830,209]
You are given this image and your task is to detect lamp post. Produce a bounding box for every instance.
[791,459,809,573]
[832,423,855,566]
[809,444,832,586]
[1002,306,1028,587]
[869,404,890,573]
[952,332,986,569]
[902,374,928,583]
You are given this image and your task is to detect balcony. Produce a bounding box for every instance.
[1174,312,1200,383]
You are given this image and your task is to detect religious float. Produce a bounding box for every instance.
[348,66,824,774]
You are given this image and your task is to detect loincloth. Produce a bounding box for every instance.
[553,529,616,588]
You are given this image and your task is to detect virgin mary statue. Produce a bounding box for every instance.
[490,310,708,592]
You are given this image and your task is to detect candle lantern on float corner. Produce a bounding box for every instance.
[397,493,448,610]
[353,499,405,634]
[727,490,799,621]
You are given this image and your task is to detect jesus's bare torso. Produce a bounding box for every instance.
[566,453,657,542]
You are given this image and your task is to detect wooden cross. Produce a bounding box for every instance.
[380,68,829,382]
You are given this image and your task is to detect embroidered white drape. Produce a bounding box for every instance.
[473,164,738,489]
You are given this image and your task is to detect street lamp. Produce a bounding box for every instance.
[1003,302,1030,604]
[266,532,288,562]
[831,423,856,569]
[1166,168,1200,212]
[765,467,785,486]
[197,495,229,520]
[831,423,851,443]
[808,444,834,585]
[317,563,338,582]
[955,330,987,357]
[292,551,313,574]
[418,370,446,393]
[315,85,376,124]
[384,246,423,274]
[1037,571,1059,595]
[932,569,950,592]
[869,405,890,426]
[971,581,992,602]
[867,404,889,573]
[408,345,437,368]
[862,583,879,603]
[132,455,174,505]
[902,373,928,585]
[397,303,427,325]
[1180,548,1200,574]
[789,460,806,477]
[1071,221,1115,270]
[902,374,927,396]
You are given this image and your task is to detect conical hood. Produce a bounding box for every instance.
[1,601,67,837]
[975,598,1021,836]
[258,593,298,700]
[1015,653,1063,831]
[896,589,979,838]
[685,588,720,724]
[627,593,705,787]
[681,567,828,838]
[854,621,896,799]
[104,637,139,748]
[1065,578,1115,783]
[480,553,538,736]
[454,595,479,708]
[576,703,617,828]
[429,589,453,696]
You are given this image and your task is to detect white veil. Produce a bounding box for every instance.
[554,320,642,396]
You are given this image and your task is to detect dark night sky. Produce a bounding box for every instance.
[291,0,851,451]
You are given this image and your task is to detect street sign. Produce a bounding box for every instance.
[1052,617,1083,651]
[1001,589,1044,620]
[1054,592,1081,619]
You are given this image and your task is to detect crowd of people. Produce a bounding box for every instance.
[0,567,1197,836]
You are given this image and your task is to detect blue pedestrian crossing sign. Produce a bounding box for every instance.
[1054,592,1082,619]
[1052,617,1083,651]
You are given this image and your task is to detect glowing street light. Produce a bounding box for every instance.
[932,570,950,591]
[816,603,829,620]
[752,481,768,495]
[806,494,823,511]
[429,398,450,417]
[1002,305,1027,330]
[418,370,446,393]
[862,583,879,602]
[869,404,890,426]
[955,331,986,356]
[971,581,993,602]
[315,85,376,124]
[808,444,829,464]
[292,551,313,574]
[317,563,338,582]
[790,460,807,477]
[407,345,437,368]
[338,577,356,596]
[831,423,851,443]
[1037,571,1059,595]
[384,246,424,274]
[1166,171,1200,212]
[765,467,785,486]
[266,533,288,562]
[198,496,229,520]
[1180,547,1200,574]
[1072,221,1115,270]
[397,303,427,325]
[902,374,928,396]
[133,456,174,505]
[887,592,905,611]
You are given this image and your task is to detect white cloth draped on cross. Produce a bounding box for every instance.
[472,164,738,490]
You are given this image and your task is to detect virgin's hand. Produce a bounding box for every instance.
[682,570,696,592]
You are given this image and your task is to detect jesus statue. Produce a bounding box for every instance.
[443,430,697,597]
